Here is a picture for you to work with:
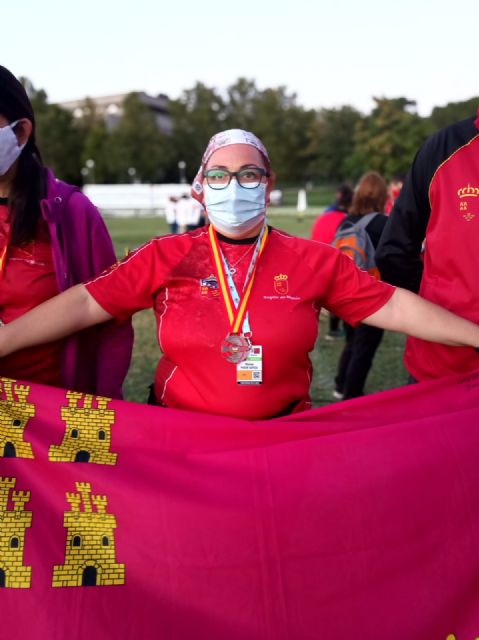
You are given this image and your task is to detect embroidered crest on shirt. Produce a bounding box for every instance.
[273,274,288,295]
[200,274,219,298]
[457,184,478,221]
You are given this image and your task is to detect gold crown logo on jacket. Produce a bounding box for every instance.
[457,184,479,198]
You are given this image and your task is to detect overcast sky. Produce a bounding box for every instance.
[3,0,477,117]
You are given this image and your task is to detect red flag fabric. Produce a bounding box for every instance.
[1,373,479,640]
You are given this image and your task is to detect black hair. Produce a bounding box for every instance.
[0,66,46,245]
[336,183,353,211]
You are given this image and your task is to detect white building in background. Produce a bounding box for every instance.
[58,91,172,134]
[83,183,191,216]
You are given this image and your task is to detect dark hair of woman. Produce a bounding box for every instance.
[0,65,46,245]
[336,183,353,210]
[350,171,387,216]
[8,137,46,245]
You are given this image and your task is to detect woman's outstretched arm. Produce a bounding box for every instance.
[0,284,113,357]
[363,288,479,348]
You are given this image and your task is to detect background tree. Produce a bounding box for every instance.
[168,83,226,181]
[223,77,258,131]
[306,106,363,183]
[252,87,315,184]
[108,93,170,183]
[24,79,85,185]
[346,97,429,180]
[16,76,479,189]
[223,80,315,184]
[81,120,112,184]
[428,97,479,130]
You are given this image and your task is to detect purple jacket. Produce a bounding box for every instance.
[40,169,133,398]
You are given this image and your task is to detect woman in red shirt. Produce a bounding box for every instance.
[0,129,478,420]
[311,183,353,340]
[0,65,132,396]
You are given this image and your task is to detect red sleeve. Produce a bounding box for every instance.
[85,238,169,321]
[321,249,395,326]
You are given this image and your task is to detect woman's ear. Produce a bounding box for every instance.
[13,118,33,146]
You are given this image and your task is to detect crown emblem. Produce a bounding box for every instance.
[274,274,288,281]
[457,184,479,198]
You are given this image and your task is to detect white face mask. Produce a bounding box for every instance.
[0,120,25,176]
[204,180,267,236]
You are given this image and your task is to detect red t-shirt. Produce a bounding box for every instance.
[86,226,395,419]
[311,210,347,244]
[0,201,63,386]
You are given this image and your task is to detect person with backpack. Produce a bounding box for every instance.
[311,184,353,340]
[332,171,388,400]
[311,184,353,244]
[0,65,133,397]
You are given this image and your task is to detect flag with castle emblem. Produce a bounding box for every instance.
[1,373,479,640]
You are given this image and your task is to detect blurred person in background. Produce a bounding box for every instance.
[176,194,205,232]
[0,65,133,398]
[311,183,353,339]
[165,195,179,234]
[384,174,404,215]
[311,183,353,244]
[333,172,388,400]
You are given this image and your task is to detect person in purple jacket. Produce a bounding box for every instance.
[0,65,133,398]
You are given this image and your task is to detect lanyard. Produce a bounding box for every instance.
[208,224,268,335]
[0,221,12,280]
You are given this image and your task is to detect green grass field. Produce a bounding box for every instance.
[104,213,408,406]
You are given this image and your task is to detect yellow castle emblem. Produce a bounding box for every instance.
[52,482,125,587]
[0,377,35,459]
[49,392,117,465]
[0,477,32,588]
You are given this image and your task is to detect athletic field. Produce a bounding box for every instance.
[104,213,407,406]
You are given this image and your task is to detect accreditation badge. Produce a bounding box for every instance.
[236,345,263,385]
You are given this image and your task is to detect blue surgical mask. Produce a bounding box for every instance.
[0,120,25,176]
[204,180,267,236]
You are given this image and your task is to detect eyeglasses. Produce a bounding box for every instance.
[204,166,270,190]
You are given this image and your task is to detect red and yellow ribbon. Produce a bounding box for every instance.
[208,224,268,333]
[0,222,12,280]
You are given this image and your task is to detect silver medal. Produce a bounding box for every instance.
[221,333,252,363]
